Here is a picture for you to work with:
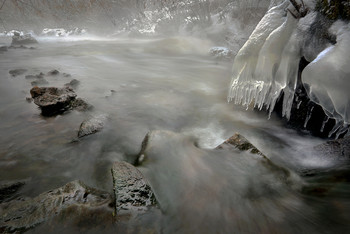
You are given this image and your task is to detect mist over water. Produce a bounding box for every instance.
[0,1,350,233]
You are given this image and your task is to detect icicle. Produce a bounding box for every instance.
[303,22,350,132]
[320,116,329,133]
[345,129,350,138]
[335,124,349,139]
[303,106,314,128]
[296,100,302,109]
[328,119,343,138]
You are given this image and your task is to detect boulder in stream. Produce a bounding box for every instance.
[30,86,91,116]
[47,69,59,76]
[111,161,157,216]
[314,136,350,159]
[216,133,298,186]
[78,114,108,138]
[64,79,80,89]
[0,180,113,233]
[11,33,38,46]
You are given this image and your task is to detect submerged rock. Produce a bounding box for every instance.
[209,47,233,60]
[8,45,36,49]
[216,133,261,154]
[314,136,350,159]
[78,114,108,138]
[30,86,90,116]
[111,161,157,216]
[0,181,25,203]
[70,98,92,112]
[0,180,113,233]
[0,46,7,52]
[64,79,80,89]
[47,69,59,76]
[31,78,49,86]
[11,33,38,46]
[216,133,297,185]
[9,69,27,77]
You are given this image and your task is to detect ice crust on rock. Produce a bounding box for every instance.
[227,0,349,137]
[228,1,295,116]
[303,22,350,138]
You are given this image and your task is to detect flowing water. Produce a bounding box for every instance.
[0,36,349,233]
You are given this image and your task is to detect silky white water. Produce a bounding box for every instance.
[0,35,349,233]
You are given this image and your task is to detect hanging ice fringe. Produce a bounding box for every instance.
[228,0,350,138]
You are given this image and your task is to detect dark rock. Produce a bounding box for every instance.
[26,73,45,80]
[47,69,59,76]
[63,73,71,78]
[216,133,297,186]
[64,79,80,89]
[216,133,261,154]
[111,161,157,216]
[9,69,27,77]
[37,72,45,79]
[11,34,38,46]
[30,86,77,116]
[78,114,108,138]
[0,180,113,233]
[70,98,92,112]
[25,97,33,103]
[31,78,49,86]
[0,181,25,203]
[314,136,350,159]
[0,46,7,52]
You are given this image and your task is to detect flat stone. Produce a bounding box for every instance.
[111,161,157,216]
[0,180,113,233]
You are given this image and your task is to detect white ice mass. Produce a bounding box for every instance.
[228,0,350,137]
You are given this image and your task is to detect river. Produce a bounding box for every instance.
[0,36,349,233]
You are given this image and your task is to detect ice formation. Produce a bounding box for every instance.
[302,22,350,138]
[227,0,350,137]
[228,1,296,116]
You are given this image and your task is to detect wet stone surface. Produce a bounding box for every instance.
[0,181,25,203]
[0,180,113,233]
[111,161,157,215]
[78,114,108,138]
[30,86,90,116]
[314,136,350,159]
